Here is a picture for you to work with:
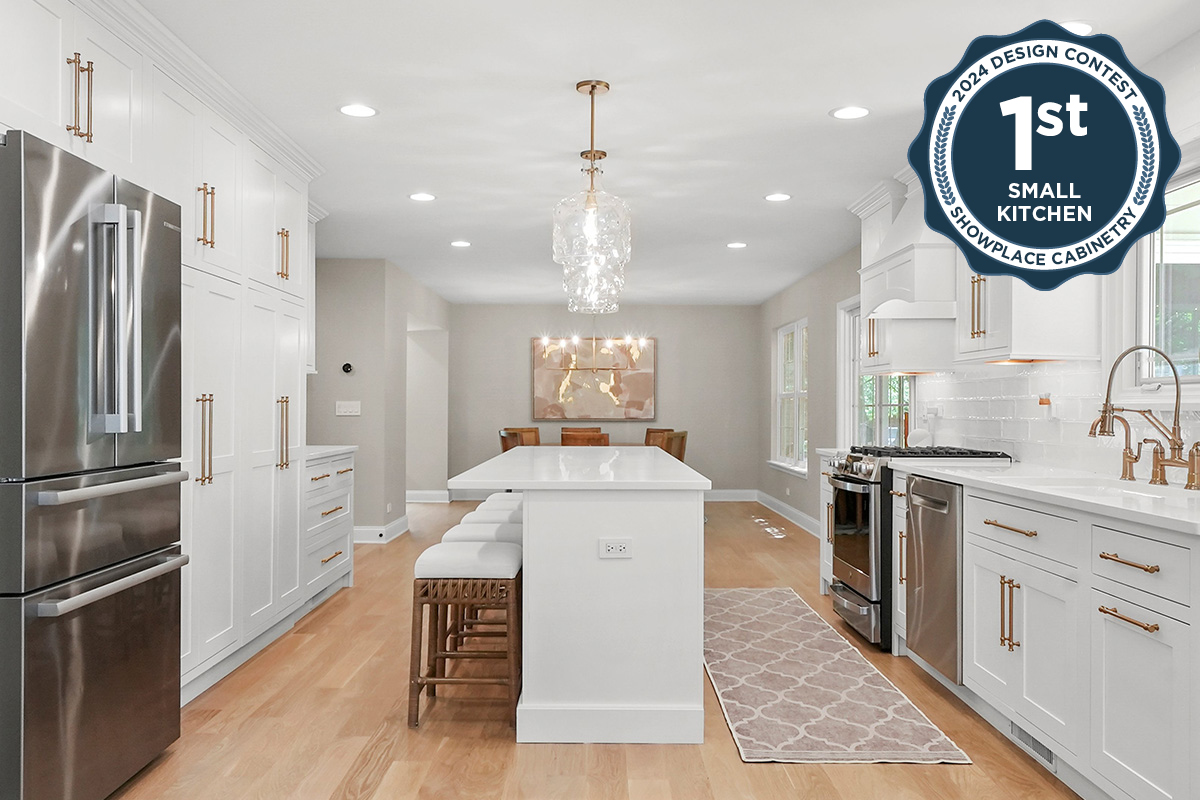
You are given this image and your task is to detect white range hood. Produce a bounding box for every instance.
[853,170,959,320]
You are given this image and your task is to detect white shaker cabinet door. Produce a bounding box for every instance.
[69,12,143,179]
[180,267,242,675]
[0,0,74,147]
[963,543,1021,709]
[275,169,307,301]
[1091,590,1191,800]
[198,111,241,279]
[148,68,201,266]
[242,143,280,291]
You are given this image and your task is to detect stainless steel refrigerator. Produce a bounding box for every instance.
[0,131,187,800]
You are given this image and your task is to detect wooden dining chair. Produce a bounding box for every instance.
[504,427,541,446]
[662,431,687,462]
[644,428,674,448]
[561,431,609,446]
[499,430,521,452]
[561,426,600,444]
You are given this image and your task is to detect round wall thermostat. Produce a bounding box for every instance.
[342,362,353,374]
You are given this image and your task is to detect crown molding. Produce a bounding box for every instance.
[308,200,329,224]
[76,0,324,183]
[847,178,906,219]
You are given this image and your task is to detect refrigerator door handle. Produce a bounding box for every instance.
[36,470,188,506]
[96,202,130,434]
[124,207,143,432]
[36,554,189,617]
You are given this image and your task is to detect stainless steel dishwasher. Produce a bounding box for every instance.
[905,475,963,684]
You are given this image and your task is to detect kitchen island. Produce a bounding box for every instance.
[448,446,711,743]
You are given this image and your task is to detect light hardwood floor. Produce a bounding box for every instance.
[111,501,1080,800]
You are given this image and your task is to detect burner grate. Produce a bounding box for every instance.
[850,445,1010,459]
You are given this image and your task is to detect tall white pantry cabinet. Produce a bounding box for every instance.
[0,0,332,692]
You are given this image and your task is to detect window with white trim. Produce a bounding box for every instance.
[773,320,808,470]
[1137,174,1200,383]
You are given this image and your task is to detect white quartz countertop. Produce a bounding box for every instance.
[448,446,712,491]
[305,445,358,461]
[815,448,841,458]
[897,461,1200,536]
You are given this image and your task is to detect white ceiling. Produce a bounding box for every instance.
[140,0,1200,305]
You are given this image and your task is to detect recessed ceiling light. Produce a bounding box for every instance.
[450,240,471,248]
[830,106,870,120]
[339,103,376,118]
[1059,20,1092,36]
[765,193,791,202]
[409,192,436,202]
[727,242,748,249]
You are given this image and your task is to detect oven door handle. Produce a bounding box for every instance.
[36,554,190,617]
[36,470,188,506]
[831,589,870,615]
[828,476,872,494]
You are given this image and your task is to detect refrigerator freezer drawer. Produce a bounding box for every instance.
[0,463,184,595]
[0,546,184,800]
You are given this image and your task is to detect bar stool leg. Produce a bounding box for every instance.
[408,583,426,728]
[426,597,440,698]
[435,603,449,681]
[506,578,520,727]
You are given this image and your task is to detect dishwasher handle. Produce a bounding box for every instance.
[36,554,190,617]
[909,493,951,513]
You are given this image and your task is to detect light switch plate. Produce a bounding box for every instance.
[335,400,361,416]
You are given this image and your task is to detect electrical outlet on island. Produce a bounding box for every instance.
[598,538,633,559]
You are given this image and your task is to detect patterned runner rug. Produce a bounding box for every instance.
[704,587,971,764]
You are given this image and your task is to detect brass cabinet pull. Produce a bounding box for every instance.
[194,395,208,484]
[209,186,217,248]
[1098,605,1160,633]
[999,574,1007,647]
[976,276,987,336]
[820,471,833,477]
[83,56,94,142]
[1006,578,1021,650]
[321,505,344,517]
[311,473,331,482]
[321,550,344,564]
[66,53,94,141]
[826,502,834,544]
[277,229,287,278]
[867,318,878,358]
[889,490,906,498]
[898,531,906,584]
[970,275,980,338]
[1098,552,1160,574]
[197,184,210,245]
[984,518,1037,537]
[277,397,291,469]
[337,467,354,475]
[284,230,291,279]
[277,398,285,469]
[207,395,214,484]
[66,53,82,136]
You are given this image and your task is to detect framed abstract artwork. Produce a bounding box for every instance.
[532,337,656,420]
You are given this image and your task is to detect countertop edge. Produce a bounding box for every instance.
[305,445,359,461]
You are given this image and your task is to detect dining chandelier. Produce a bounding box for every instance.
[552,80,631,314]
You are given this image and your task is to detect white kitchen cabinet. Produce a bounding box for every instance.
[68,10,142,178]
[818,456,833,595]
[240,288,305,638]
[305,218,318,373]
[891,470,908,649]
[861,315,955,375]
[303,451,355,594]
[179,266,242,677]
[954,263,1101,363]
[964,539,1086,757]
[243,143,307,300]
[0,0,74,147]
[1091,588,1191,800]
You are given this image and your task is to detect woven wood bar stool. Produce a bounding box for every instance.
[408,542,523,728]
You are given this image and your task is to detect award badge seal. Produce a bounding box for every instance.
[909,20,1181,290]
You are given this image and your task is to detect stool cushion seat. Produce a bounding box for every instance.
[461,507,522,525]
[414,542,523,580]
[480,497,522,509]
[486,492,523,502]
[441,523,523,545]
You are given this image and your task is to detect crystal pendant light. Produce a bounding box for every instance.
[552,80,631,314]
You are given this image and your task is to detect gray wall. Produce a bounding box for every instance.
[447,303,763,491]
[759,246,861,523]
[406,329,449,493]
[308,258,449,527]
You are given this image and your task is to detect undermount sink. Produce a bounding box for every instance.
[989,474,1193,505]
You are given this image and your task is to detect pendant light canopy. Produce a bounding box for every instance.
[552,80,631,314]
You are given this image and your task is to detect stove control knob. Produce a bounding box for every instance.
[855,462,870,476]
[831,459,846,472]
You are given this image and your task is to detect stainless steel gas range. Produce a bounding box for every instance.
[827,446,1011,650]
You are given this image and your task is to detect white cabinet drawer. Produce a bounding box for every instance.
[304,530,351,590]
[1092,526,1190,608]
[305,486,351,534]
[305,455,353,491]
[966,495,1080,568]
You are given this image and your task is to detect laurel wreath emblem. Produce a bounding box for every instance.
[934,105,957,205]
[1132,106,1155,206]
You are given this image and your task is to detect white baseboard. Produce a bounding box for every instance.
[705,489,759,501]
[406,490,450,503]
[755,491,820,538]
[355,515,408,544]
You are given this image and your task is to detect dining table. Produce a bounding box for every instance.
[448,445,711,744]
